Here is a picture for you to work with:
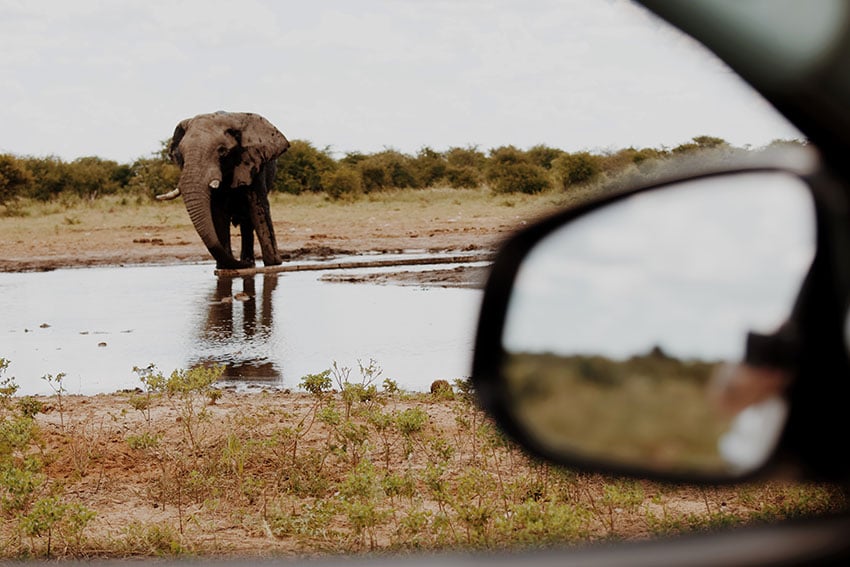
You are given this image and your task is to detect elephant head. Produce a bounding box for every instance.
[160,112,290,269]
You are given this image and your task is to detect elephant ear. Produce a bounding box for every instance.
[231,113,290,188]
[168,119,191,168]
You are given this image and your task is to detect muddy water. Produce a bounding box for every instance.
[0,259,483,396]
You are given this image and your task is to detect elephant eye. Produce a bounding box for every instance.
[217,146,229,157]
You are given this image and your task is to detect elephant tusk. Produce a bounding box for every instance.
[209,179,221,189]
[155,187,181,201]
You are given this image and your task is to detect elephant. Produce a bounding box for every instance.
[157,111,290,270]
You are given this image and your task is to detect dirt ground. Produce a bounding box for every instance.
[0,191,535,274]
[1,192,843,558]
[13,386,833,559]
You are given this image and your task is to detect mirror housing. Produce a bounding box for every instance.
[471,159,850,483]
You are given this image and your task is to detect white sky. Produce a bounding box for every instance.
[0,0,801,164]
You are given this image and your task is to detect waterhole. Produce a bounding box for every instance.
[0,256,484,396]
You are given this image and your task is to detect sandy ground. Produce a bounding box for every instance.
[14,387,800,559]
[1,195,842,558]
[0,198,520,274]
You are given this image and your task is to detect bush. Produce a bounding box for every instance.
[322,167,363,200]
[486,146,551,194]
[552,152,601,189]
[672,135,728,155]
[275,140,336,194]
[445,146,487,170]
[442,145,486,189]
[339,151,368,167]
[526,144,565,170]
[0,154,33,205]
[445,165,481,189]
[128,155,181,199]
[357,150,419,192]
[18,156,67,201]
[64,156,127,198]
[412,147,447,187]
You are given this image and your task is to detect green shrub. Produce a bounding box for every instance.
[120,521,187,556]
[126,432,162,450]
[64,156,127,198]
[672,135,728,155]
[526,144,565,170]
[300,369,332,396]
[412,147,448,187]
[18,156,67,201]
[552,152,601,189]
[339,151,368,167]
[16,397,44,419]
[445,146,487,170]
[486,146,551,194]
[322,166,363,200]
[395,407,428,436]
[0,154,33,206]
[274,140,336,194]
[597,148,637,175]
[19,496,97,558]
[357,150,419,192]
[128,150,181,199]
[445,165,481,189]
[441,146,486,189]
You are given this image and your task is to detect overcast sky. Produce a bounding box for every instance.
[1,0,801,164]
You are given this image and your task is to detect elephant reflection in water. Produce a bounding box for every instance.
[194,274,280,381]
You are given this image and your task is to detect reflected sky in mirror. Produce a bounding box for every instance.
[504,172,815,362]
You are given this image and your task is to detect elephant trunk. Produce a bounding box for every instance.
[176,160,237,268]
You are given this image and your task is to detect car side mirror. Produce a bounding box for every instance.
[472,170,817,482]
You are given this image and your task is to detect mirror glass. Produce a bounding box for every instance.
[501,172,815,477]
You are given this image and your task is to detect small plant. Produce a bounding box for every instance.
[268,499,336,539]
[382,377,400,395]
[15,397,44,419]
[452,377,474,401]
[19,496,96,558]
[132,364,223,451]
[0,358,18,404]
[338,458,388,549]
[395,407,427,436]
[207,388,223,405]
[299,369,332,397]
[126,432,162,450]
[120,521,186,556]
[597,478,645,534]
[41,372,67,429]
[130,363,167,426]
[1,456,44,513]
[332,360,382,419]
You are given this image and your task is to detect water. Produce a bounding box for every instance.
[0,259,483,396]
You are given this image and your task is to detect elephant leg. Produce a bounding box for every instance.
[239,216,256,266]
[240,229,255,265]
[206,193,254,270]
[247,164,283,266]
[210,194,234,260]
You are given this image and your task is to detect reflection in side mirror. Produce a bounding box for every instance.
[496,172,815,479]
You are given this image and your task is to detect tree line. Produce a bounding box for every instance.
[0,136,800,208]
